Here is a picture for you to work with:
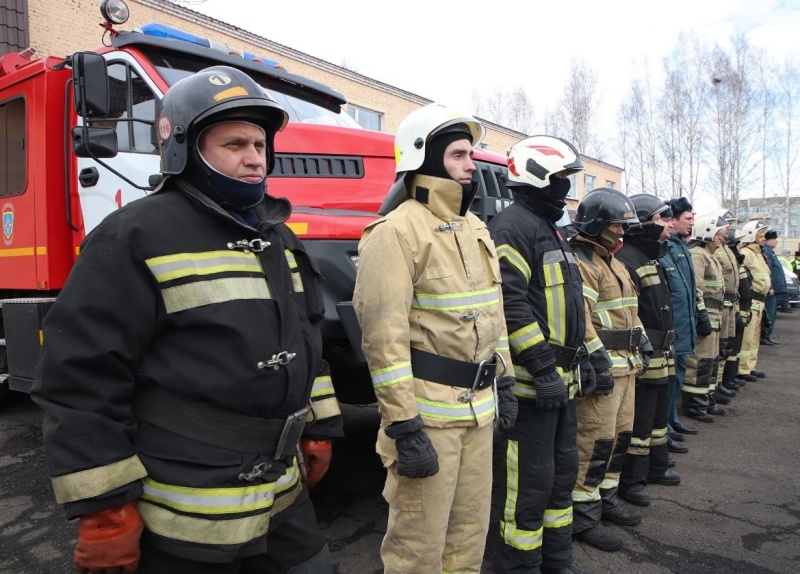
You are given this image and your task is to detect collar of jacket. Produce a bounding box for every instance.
[624,235,668,259]
[743,242,762,253]
[510,188,565,222]
[668,232,691,247]
[173,177,292,228]
[572,233,622,258]
[407,174,475,218]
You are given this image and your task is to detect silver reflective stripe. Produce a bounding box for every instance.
[370,362,413,389]
[412,287,500,311]
[161,277,272,314]
[497,244,532,283]
[147,251,262,283]
[416,394,495,421]
[542,250,565,264]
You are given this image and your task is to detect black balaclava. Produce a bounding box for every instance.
[510,174,572,223]
[415,124,478,215]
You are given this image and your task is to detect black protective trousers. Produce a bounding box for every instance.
[620,382,670,490]
[496,400,578,573]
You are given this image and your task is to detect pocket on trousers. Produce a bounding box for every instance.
[383,471,424,512]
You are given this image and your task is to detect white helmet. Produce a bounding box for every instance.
[714,209,738,224]
[506,135,584,188]
[692,212,729,242]
[393,103,484,175]
[739,220,769,244]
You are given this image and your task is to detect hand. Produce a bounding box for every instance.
[495,376,518,431]
[532,369,568,410]
[735,312,745,330]
[769,288,774,296]
[74,501,143,574]
[640,352,650,373]
[385,416,439,478]
[300,438,332,488]
[578,361,597,397]
[595,369,615,395]
[696,309,713,336]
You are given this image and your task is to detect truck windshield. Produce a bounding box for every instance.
[144,50,362,129]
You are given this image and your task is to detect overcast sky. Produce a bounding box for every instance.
[167,0,800,209]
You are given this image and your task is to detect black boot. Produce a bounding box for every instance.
[716,384,736,398]
[707,392,726,415]
[574,524,623,552]
[683,391,714,423]
[711,389,731,405]
[602,504,642,526]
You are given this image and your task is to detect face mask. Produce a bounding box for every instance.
[547,176,571,201]
[600,226,623,249]
[199,151,266,210]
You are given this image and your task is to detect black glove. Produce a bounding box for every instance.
[640,352,650,372]
[735,311,745,330]
[532,369,568,410]
[696,309,713,336]
[578,361,597,397]
[495,376,518,431]
[384,416,439,479]
[595,369,615,395]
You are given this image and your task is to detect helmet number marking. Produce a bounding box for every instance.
[158,116,172,141]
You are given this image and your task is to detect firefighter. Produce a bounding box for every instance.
[569,188,652,553]
[723,235,753,392]
[617,195,680,508]
[488,136,586,574]
[352,103,516,574]
[792,251,800,281]
[682,212,729,422]
[737,220,772,381]
[713,210,743,398]
[31,66,343,574]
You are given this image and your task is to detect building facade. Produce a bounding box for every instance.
[737,197,800,252]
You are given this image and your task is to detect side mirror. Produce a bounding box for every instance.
[73,52,110,118]
[72,126,118,158]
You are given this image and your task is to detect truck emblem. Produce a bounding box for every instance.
[2,202,13,245]
[209,73,232,86]
[158,116,172,140]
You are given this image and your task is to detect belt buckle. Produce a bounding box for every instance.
[569,345,587,371]
[274,407,309,461]
[629,327,643,351]
[459,356,498,403]
[662,330,677,357]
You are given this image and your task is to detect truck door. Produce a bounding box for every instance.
[74,54,161,235]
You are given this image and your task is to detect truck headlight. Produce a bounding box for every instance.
[100,0,130,25]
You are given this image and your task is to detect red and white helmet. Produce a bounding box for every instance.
[506,135,584,189]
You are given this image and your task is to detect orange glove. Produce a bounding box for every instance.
[74,501,143,574]
[300,438,332,488]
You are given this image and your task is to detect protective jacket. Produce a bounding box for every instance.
[32,179,343,563]
[715,244,741,310]
[689,241,725,331]
[616,236,673,385]
[569,235,644,376]
[661,234,697,355]
[764,245,787,294]
[741,243,772,313]
[353,174,513,433]
[488,192,586,400]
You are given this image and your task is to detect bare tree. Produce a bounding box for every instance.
[469,85,535,134]
[557,58,601,156]
[773,59,800,239]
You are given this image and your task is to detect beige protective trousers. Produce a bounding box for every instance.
[381,423,493,574]
[738,306,764,375]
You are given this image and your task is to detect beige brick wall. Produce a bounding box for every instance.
[26,0,621,186]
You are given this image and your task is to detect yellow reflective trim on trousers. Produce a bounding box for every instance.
[544,507,573,529]
[572,488,600,503]
[509,322,546,353]
[141,463,299,514]
[137,479,301,545]
[697,301,707,311]
[412,287,501,311]
[146,251,262,282]
[501,440,544,551]
[630,436,650,448]
[370,362,413,389]
[52,455,148,504]
[583,284,599,303]
[497,244,532,282]
[161,277,272,314]
[600,477,618,490]
[544,263,567,345]
[501,520,543,551]
[417,394,496,421]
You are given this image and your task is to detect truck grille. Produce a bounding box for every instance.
[272,154,364,178]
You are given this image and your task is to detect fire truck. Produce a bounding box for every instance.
[0,0,512,405]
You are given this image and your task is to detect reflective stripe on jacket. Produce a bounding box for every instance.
[690,242,725,330]
[742,243,772,311]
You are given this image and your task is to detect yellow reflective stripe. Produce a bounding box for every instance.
[161,277,271,314]
[496,335,510,354]
[630,436,650,448]
[585,337,603,354]
[511,364,575,400]
[636,263,657,279]
[501,440,544,550]
[284,249,297,269]
[411,287,501,311]
[285,250,305,293]
[509,322,546,353]
[137,477,301,545]
[496,244,531,282]
[309,375,341,421]
[582,285,599,303]
[543,507,573,529]
[640,275,661,287]
[52,455,148,504]
[697,301,707,311]
[544,264,567,345]
[703,280,724,288]
[594,296,638,312]
[600,477,618,490]
[370,362,413,389]
[417,394,495,421]
[147,251,261,282]
[597,310,613,329]
[572,488,600,502]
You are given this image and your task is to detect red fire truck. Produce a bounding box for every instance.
[0,0,511,404]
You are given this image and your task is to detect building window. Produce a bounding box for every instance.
[584,174,596,192]
[605,180,615,190]
[567,174,578,199]
[0,97,26,198]
[346,104,383,131]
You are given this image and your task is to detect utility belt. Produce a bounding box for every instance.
[550,343,588,371]
[646,328,677,357]
[133,386,308,458]
[752,292,767,302]
[704,297,724,311]
[597,327,643,351]
[410,347,502,391]
[723,290,740,303]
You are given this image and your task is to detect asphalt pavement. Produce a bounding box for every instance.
[2,312,800,573]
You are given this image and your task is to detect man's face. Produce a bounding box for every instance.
[756,233,767,246]
[765,238,778,249]
[198,121,267,182]
[442,138,476,185]
[654,213,674,241]
[720,225,730,240]
[713,232,723,246]
[672,211,694,237]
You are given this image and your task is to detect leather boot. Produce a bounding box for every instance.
[716,384,736,398]
[619,484,652,506]
[722,379,740,391]
[684,407,715,423]
[711,390,731,405]
[751,370,766,378]
[738,373,757,382]
[671,421,699,435]
[649,468,681,486]
[574,524,623,552]
[602,505,641,526]
[707,393,727,415]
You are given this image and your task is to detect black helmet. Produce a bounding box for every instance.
[627,193,669,239]
[156,66,289,175]
[573,188,639,237]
